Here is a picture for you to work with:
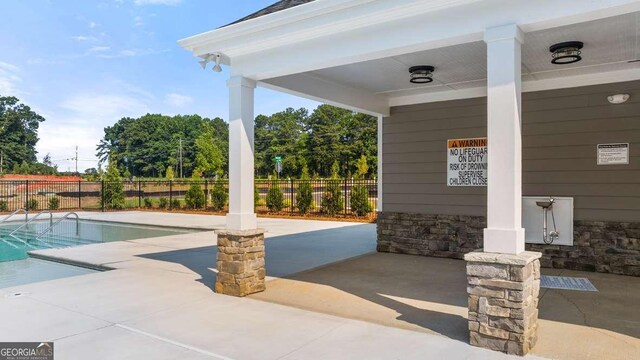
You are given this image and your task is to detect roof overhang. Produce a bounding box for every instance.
[179,0,640,116]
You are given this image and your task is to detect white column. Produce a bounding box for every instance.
[226,76,257,230]
[377,115,383,212]
[483,24,525,254]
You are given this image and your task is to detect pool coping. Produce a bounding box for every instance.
[28,251,116,272]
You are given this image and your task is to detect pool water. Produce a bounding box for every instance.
[0,220,199,262]
[0,258,97,289]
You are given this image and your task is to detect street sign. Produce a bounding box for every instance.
[275,161,283,174]
[274,156,282,162]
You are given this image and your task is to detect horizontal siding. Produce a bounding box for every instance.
[383,80,640,222]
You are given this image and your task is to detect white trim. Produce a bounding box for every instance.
[259,73,389,116]
[389,68,640,107]
[377,115,383,212]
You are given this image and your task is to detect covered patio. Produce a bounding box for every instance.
[179,0,640,356]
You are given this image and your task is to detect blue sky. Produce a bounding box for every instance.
[0,0,319,172]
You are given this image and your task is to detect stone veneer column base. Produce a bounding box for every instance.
[464,250,541,356]
[215,228,266,297]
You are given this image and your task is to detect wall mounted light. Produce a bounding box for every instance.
[549,41,583,65]
[607,94,630,104]
[409,65,435,84]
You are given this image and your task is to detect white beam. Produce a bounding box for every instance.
[389,67,640,107]
[483,24,525,254]
[259,73,390,117]
[226,76,257,230]
[377,115,383,212]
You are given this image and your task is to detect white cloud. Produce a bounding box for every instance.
[89,46,111,52]
[95,48,169,59]
[89,21,98,28]
[166,93,193,108]
[37,90,153,171]
[72,35,98,42]
[134,0,182,6]
[0,62,22,96]
[134,16,144,26]
[60,93,150,121]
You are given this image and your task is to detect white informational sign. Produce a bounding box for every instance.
[447,137,487,187]
[597,143,629,165]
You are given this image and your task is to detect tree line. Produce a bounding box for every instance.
[0,96,57,175]
[97,104,378,179]
[0,95,378,180]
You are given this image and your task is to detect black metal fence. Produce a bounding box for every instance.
[0,179,378,219]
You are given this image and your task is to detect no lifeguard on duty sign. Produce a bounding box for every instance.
[447,137,488,187]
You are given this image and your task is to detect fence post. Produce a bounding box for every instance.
[78,180,82,209]
[138,180,142,208]
[25,180,29,210]
[204,180,209,209]
[101,180,105,212]
[169,180,173,208]
[290,179,294,213]
[344,178,348,216]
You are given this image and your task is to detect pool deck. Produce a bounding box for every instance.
[0,211,637,359]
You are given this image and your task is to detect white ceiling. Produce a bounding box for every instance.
[304,11,640,100]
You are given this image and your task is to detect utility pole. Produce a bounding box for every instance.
[75,146,78,174]
[0,150,3,174]
[179,138,183,178]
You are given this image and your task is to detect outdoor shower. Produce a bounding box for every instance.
[535,198,559,244]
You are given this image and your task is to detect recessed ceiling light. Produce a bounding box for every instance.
[549,41,583,65]
[409,65,435,84]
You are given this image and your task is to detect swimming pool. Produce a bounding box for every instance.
[0,219,200,263]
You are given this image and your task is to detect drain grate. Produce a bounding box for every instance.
[540,275,598,291]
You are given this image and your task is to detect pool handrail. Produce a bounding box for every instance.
[9,210,54,236]
[0,208,29,224]
[37,212,80,239]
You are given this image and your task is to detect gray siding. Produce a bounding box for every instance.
[383,80,640,222]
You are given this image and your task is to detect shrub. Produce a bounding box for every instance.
[0,200,7,212]
[158,197,168,209]
[48,196,60,210]
[254,185,262,207]
[321,179,343,216]
[25,198,38,211]
[171,199,181,209]
[185,182,205,209]
[266,183,284,212]
[143,198,153,208]
[296,167,313,214]
[100,160,125,210]
[283,198,292,210]
[211,179,227,211]
[350,184,372,216]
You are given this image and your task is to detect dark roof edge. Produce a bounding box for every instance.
[223,0,316,28]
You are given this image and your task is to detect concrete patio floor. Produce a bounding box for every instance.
[251,252,640,360]
[0,212,539,360]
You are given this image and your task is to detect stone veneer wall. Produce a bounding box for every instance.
[377,212,640,277]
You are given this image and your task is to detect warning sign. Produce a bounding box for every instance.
[447,137,487,187]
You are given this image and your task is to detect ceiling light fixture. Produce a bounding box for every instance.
[409,65,435,84]
[549,41,583,65]
[607,94,630,104]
